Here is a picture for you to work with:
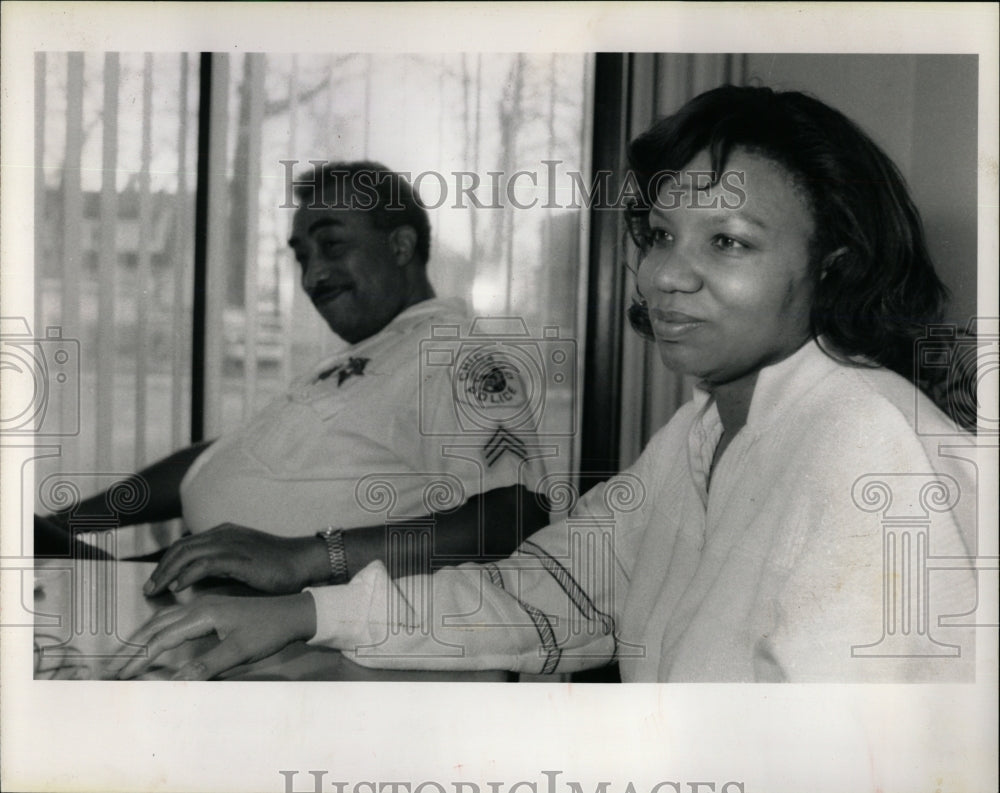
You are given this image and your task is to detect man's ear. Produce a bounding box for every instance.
[389,225,418,266]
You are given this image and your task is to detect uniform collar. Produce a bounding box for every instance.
[306,297,467,381]
[370,296,467,339]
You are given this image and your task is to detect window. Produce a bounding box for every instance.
[32,52,591,550]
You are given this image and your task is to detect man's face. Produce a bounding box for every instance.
[288,203,410,344]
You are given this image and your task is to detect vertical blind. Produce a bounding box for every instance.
[34,54,198,468]
[34,52,199,553]
[33,52,591,548]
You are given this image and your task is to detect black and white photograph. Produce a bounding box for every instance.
[2,3,997,793]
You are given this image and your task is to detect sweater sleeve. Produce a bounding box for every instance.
[304,467,654,674]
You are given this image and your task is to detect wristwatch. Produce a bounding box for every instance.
[316,526,349,585]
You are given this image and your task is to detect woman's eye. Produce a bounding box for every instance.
[637,228,671,251]
[712,235,748,252]
[650,229,671,247]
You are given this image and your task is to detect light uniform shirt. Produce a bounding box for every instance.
[307,340,979,682]
[180,298,547,536]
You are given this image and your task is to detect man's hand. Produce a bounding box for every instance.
[107,593,317,680]
[144,524,330,596]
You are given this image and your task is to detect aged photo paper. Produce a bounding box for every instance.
[2,3,997,792]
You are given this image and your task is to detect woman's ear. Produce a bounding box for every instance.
[819,246,849,280]
[389,225,418,266]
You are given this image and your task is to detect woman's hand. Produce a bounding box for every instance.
[144,524,330,596]
[107,592,317,680]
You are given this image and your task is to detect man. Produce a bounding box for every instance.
[36,161,551,595]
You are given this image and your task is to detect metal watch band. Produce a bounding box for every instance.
[317,526,349,585]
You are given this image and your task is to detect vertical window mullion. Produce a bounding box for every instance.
[33,53,46,334]
[95,52,120,473]
[240,53,266,420]
[580,53,630,479]
[60,53,85,475]
[133,53,154,468]
[278,55,299,389]
[192,52,231,441]
[203,54,231,437]
[171,53,193,450]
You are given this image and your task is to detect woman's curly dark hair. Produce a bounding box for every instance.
[624,84,948,386]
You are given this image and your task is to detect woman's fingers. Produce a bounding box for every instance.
[103,604,187,677]
[170,596,314,679]
[113,605,218,679]
[105,594,311,681]
[171,633,256,680]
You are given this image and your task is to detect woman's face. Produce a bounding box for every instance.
[635,148,816,387]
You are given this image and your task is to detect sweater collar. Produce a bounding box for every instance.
[690,338,843,432]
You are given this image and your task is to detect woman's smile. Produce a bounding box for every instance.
[649,308,705,339]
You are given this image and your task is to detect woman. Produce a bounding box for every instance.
[111,85,976,683]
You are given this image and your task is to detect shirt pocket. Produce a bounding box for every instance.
[244,390,349,477]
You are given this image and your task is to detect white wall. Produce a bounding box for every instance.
[744,54,978,327]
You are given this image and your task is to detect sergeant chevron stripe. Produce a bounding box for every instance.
[483,426,528,466]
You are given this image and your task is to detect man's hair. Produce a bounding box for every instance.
[624,84,948,384]
[293,160,431,264]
